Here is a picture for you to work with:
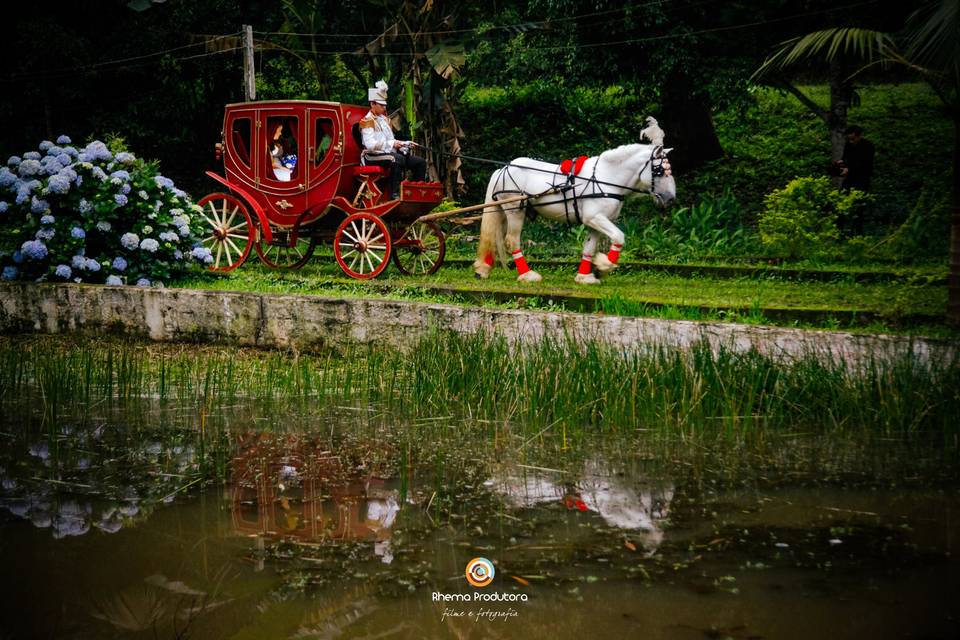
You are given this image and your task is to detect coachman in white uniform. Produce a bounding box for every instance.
[359,80,426,200]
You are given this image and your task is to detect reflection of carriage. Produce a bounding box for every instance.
[199,100,446,278]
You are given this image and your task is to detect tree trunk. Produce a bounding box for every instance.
[947,114,960,325]
[658,68,723,175]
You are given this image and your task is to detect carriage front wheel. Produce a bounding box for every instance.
[334,213,392,279]
[197,192,255,272]
[392,221,445,275]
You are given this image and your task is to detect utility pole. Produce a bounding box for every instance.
[242,24,256,102]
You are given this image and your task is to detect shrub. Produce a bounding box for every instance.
[637,190,752,259]
[0,136,212,285]
[759,176,871,259]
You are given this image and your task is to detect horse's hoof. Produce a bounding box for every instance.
[574,273,601,285]
[517,270,542,283]
[474,272,482,280]
[593,253,615,274]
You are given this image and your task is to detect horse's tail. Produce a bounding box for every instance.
[473,171,507,278]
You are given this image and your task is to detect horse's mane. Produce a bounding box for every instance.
[597,117,665,164]
[598,143,653,164]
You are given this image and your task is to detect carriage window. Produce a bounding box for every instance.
[266,116,300,182]
[314,117,334,167]
[231,118,252,168]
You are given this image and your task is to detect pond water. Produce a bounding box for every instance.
[1,416,957,639]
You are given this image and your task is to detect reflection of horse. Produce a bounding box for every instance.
[473,117,676,285]
[491,459,674,554]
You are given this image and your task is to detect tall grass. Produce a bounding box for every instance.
[1,333,957,441]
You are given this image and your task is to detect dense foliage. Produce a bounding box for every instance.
[759,177,871,259]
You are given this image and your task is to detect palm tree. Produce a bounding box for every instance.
[755,0,960,324]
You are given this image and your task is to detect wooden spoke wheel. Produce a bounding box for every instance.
[255,229,316,269]
[197,192,254,272]
[334,213,392,279]
[391,221,445,275]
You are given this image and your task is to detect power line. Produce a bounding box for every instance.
[1,33,241,82]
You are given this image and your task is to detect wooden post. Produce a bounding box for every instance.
[243,25,256,102]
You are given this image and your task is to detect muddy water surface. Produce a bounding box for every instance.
[1,418,958,639]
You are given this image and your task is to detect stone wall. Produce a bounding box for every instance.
[0,283,955,366]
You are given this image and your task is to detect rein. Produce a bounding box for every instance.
[416,144,664,198]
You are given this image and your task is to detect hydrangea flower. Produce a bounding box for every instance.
[41,156,64,175]
[47,174,71,195]
[190,247,213,264]
[36,228,55,241]
[55,264,72,279]
[91,167,107,182]
[143,225,153,235]
[62,146,78,159]
[71,227,86,239]
[30,197,50,214]
[72,255,86,270]
[56,153,71,166]
[79,199,92,214]
[105,275,123,286]
[12,251,23,264]
[121,184,131,195]
[138,190,148,200]
[97,221,111,232]
[140,238,159,253]
[115,152,135,165]
[40,215,55,225]
[21,240,48,260]
[0,201,8,214]
[0,168,16,188]
[57,167,77,182]
[154,176,174,190]
[18,159,42,177]
[109,170,130,183]
[114,194,128,206]
[56,135,72,145]
[2,266,17,280]
[120,233,139,250]
[136,278,151,287]
[23,152,41,161]
[112,256,127,271]
[7,156,21,168]
[173,249,183,260]
[85,258,101,272]
[172,188,187,199]
[159,231,179,243]
[82,141,112,162]
[39,141,54,152]
[45,146,63,157]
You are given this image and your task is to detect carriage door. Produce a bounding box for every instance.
[224,109,256,186]
[306,106,342,207]
[260,109,307,224]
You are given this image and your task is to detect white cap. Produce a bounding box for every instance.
[368,80,388,105]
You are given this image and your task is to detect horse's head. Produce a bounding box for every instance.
[640,117,675,207]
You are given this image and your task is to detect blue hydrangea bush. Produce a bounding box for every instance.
[0,135,213,285]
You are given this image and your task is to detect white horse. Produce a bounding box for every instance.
[473,117,676,284]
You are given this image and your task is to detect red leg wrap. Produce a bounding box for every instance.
[608,243,623,264]
[483,252,494,267]
[578,256,593,275]
[512,250,530,275]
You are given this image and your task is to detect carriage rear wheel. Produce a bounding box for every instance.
[254,230,316,269]
[197,192,254,272]
[391,221,445,276]
[334,213,392,279]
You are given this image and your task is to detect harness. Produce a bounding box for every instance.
[489,146,669,225]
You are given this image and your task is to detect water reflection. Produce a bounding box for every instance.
[490,458,673,553]
[229,433,400,563]
[0,427,199,538]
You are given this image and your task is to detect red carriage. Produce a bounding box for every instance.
[198,100,447,278]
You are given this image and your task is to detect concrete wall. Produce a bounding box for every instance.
[0,283,955,366]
